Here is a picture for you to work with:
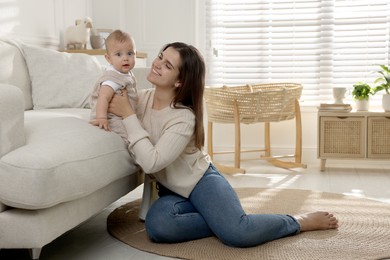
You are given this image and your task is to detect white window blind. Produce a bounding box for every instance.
[205,0,390,105]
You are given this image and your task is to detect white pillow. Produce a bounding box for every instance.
[22,44,103,109]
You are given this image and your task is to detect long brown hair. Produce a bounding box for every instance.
[161,42,205,149]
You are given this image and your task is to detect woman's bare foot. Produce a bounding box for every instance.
[294,211,339,232]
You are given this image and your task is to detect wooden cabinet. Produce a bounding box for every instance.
[318,110,390,171]
[367,116,390,158]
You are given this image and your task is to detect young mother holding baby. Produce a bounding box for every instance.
[108,41,338,247]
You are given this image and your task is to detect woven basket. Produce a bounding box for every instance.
[204,83,303,124]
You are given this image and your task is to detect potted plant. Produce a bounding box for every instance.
[372,64,390,111]
[352,82,372,111]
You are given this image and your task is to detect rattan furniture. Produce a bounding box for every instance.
[318,110,390,171]
[204,83,306,174]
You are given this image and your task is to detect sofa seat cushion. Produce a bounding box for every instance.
[24,108,91,123]
[0,109,139,209]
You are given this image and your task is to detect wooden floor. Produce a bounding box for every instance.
[1,160,390,259]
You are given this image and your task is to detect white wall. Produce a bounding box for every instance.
[0,0,200,59]
[0,0,94,48]
[0,0,337,165]
[91,0,199,65]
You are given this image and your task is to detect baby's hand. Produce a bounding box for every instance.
[89,118,111,131]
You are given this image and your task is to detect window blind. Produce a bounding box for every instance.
[205,0,390,105]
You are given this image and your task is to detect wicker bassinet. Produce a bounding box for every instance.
[204,83,303,124]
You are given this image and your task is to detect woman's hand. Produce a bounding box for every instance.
[108,90,135,119]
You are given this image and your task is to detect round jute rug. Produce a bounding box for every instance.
[107,188,390,260]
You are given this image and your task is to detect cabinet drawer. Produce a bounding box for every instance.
[367,116,390,158]
[319,116,365,158]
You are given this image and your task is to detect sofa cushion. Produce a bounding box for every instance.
[22,44,103,110]
[24,108,91,123]
[0,39,33,110]
[0,202,6,212]
[0,110,139,209]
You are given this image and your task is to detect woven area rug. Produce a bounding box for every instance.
[107,188,390,260]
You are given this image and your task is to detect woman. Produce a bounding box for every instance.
[108,42,338,247]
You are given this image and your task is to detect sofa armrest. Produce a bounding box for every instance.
[0,202,7,213]
[0,84,25,157]
[133,67,152,89]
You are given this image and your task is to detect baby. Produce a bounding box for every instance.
[90,30,138,145]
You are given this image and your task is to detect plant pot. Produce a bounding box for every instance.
[355,99,369,111]
[382,94,390,111]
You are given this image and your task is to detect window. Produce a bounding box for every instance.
[205,0,390,105]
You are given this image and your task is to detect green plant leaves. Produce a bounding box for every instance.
[352,82,372,101]
[373,64,390,95]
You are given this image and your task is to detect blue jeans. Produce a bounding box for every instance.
[144,164,300,247]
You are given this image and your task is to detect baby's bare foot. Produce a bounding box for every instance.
[295,211,339,232]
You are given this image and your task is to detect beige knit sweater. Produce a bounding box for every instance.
[122,89,211,198]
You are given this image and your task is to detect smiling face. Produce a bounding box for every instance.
[147,46,182,88]
[105,39,136,74]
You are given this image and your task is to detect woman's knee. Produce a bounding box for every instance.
[145,195,189,242]
[145,197,173,242]
[144,216,167,242]
[217,230,267,248]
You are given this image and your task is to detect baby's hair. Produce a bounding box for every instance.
[105,30,135,51]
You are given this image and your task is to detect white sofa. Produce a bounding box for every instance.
[0,39,151,259]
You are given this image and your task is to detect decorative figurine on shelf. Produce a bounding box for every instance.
[64,17,93,50]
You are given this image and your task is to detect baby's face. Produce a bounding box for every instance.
[105,40,136,74]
